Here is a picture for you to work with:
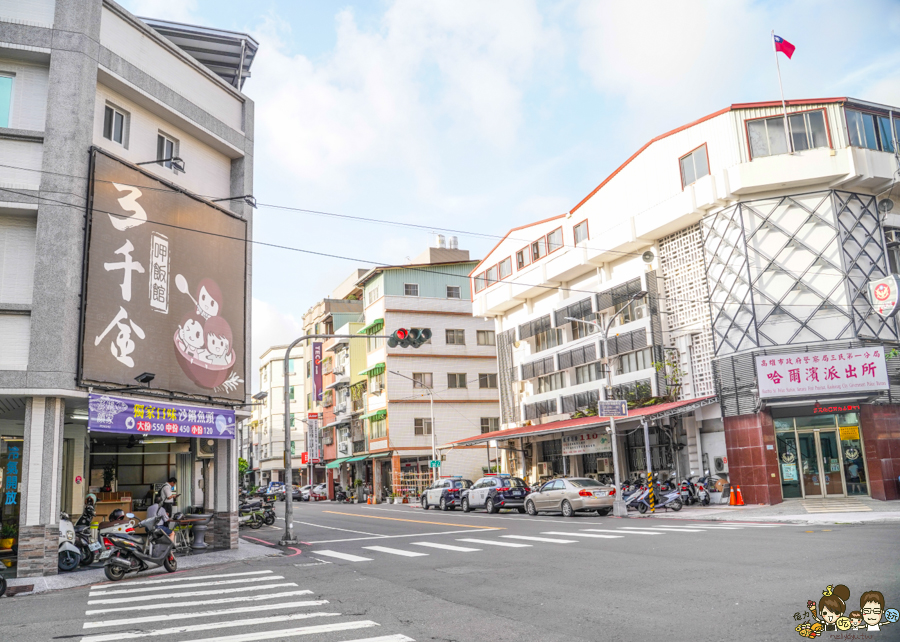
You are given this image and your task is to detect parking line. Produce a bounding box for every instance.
[322,511,503,529]
[411,542,480,552]
[362,546,429,557]
[501,535,576,544]
[542,531,622,539]
[456,538,532,548]
[313,550,373,562]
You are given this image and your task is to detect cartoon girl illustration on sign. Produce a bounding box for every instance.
[809,584,850,632]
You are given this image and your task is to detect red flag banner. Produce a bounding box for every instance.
[774,34,795,59]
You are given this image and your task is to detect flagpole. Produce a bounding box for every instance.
[772,30,793,154]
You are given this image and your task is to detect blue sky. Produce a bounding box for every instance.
[123,0,900,383]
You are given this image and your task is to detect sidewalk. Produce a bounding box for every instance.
[4,539,277,596]
[637,496,900,525]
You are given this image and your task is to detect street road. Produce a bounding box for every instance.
[2,501,898,642]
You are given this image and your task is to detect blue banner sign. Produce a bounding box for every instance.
[88,393,235,439]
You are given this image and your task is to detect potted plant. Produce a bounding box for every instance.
[353,479,364,503]
[0,523,17,550]
[102,461,115,492]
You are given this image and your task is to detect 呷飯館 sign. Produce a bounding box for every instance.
[80,150,247,401]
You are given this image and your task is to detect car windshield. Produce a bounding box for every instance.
[452,480,472,489]
[570,479,605,488]
[498,477,527,488]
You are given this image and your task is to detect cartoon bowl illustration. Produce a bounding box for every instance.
[174,329,236,389]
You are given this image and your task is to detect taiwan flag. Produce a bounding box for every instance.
[773,34,795,59]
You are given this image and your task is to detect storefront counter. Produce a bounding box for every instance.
[95,499,132,520]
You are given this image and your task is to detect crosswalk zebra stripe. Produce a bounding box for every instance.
[501,535,576,543]
[717,523,783,527]
[618,527,706,533]
[89,576,284,596]
[456,538,532,547]
[78,611,341,642]
[85,590,314,615]
[334,636,415,642]
[186,620,381,642]
[542,531,622,539]
[581,529,660,536]
[102,570,274,586]
[83,600,329,629]
[651,524,742,529]
[87,583,298,605]
[411,542,480,552]
[313,550,374,562]
[362,546,428,557]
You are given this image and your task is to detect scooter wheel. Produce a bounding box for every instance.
[104,563,126,582]
[263,514,275,526]
[249,515,263,529]
[670,499,683,512]
[637,503,648,514]
[58,550,80,572]
[702,497,710,506]
[0,576,6,597]
[164,554,177,573]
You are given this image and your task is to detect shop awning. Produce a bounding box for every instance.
[442,395,718,448]
[369,452,392,459]
[361,409,387,422]
[357,318,384,335]
[345,455,368,462]
[358,362,385,378]
[324,417,350,428]
[325,457,351,469]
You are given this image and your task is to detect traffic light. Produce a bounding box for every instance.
[388,328,431,348]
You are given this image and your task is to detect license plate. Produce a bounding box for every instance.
[594,491,608,497]
[89,542,103,552]
[512,491,522,497]
[99,550,112,560]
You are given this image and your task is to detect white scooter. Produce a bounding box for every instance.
[59,512,82,571]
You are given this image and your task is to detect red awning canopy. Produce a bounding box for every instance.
[442,396,717,448]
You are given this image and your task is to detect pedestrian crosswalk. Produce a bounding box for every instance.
[306,522,791,564]
[79,568,415,642]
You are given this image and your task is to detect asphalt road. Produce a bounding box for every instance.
[2,500,898,642]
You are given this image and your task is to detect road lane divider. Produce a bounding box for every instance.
[456,539,531,547]
[542,531,622,539]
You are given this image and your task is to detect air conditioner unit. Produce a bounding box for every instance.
[538,462,551,476]
[338,443,349,454]
[371,383,383,394]
[596,457,612,474]
[634,304,649,320]
[194,438,216,459]
[714,456,728,474]
[336,404,347,414]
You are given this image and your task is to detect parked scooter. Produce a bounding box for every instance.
[679,477,698,506]
[262,499,277,526]
[100,498,177,581]
[635,486,683,513]
[58,512,82,571]
[694,477,711,506]
[238,498,265,529]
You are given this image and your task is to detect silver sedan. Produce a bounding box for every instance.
[524,477,615,517]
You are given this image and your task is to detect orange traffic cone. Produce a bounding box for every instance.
[735,486,745,506]
[729,485,736,506]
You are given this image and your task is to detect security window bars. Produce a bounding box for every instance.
[534,328,563,352]
[519,315,550,340]
[448,373,467,388]
[524,399,557,420]
[560,389,599,414]
[846,109,895,153]
[412,373,433,389]
[447,285,461,299]
[607,328,647,356]
[516,248,530,270]
[404,283,419,296]
[574,220,589,245]
[521,356,555,379]
[547,228,563,253]
[103,105,128,146]
[414,418,432,435]
[558,344,598,370]
[536,371,566,393]
[680,144,709,188]
[477,330,495,346]
[479,373,498,388]
[498,258,512,279]
[596,278,643,311]
[480,417,499,434]
[446,329,465,345]
[575,362,604,385]
[157,133,178,169]
[554,298,593,327]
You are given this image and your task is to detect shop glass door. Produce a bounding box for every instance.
[775,430,801,498]
[817,431,845,496]
[797,433,822,498]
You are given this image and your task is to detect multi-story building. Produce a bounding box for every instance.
[354,238,500,498]
[0,1,257,578]
[455,97,900,505]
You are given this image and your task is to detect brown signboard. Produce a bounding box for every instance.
[80,149,247,401]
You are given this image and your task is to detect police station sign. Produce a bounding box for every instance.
[561,431,612,456]
[755,348,889,399]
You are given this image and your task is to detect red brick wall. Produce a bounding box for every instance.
[859,405,900,501]
[722,410,783,505]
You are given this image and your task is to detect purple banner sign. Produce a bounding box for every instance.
[313,342,323,402]
[88,393,235,439]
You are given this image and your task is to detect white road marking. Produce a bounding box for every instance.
[652,524,742,530]
[362,546,429,557]
[501,535,576,543]
[98,570,273,586]
[717,523,783,527]
[618,527,705,533]
[78,612,341,641]
[334,636,415,642]
[295,521,383,536]
[85,590,314,615]
[304,528,498,545]
[89,576,284,596]
[366,505,607,525]
[84,600,329,629]
[186,620,380,642]
[411,542,480,552]
[313,550,374,562]
[456,538,532,547]
[542,531,622,539]
[581,529,660,536]
[87,583,298,605]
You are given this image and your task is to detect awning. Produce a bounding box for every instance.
[358,362,385,378]
[345,455,368,462]
[369,452,392,459]
[443,395,718,447]
[357,318,384,335]
[325,457,351,469]
[362,409,387,421]
[324,417,350,428]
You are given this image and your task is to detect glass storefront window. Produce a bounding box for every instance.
[0,437,23,579]
[795,414,837,429]
[776,431,801,498]
[838,423,867,496]
[774,418,794,431]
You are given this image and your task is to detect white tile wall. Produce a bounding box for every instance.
[0,214,36,304]
[0,0,55,28]
[0,58,49,130]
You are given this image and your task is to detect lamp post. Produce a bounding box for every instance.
[566,289,648,518]
[390,370,437,481]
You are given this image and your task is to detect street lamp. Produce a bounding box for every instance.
[566,289,648,518]
[390,370,437,481]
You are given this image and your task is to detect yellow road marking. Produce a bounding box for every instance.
[322,511,504,530]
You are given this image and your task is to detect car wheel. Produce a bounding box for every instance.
[486,498,497,514]
[440,497,448,511]
[596,508,611,516]
[525,500,538,516]
[462,498,470,513]
[561,500,574,518]
[421,496,429,510]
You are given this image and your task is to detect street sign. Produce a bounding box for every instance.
[312,458,321,464]
[290,441,295,456]
[597,400,628,417]
[429,460,441,468]
[301,452,308,465]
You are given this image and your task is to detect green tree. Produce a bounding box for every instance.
[238,457,250,479]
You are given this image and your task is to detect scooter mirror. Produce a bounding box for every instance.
[125,513,135,518]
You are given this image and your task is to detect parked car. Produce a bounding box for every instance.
[460,474,529,513]
[297,485,312,501]
[309,484,327,501]
[421,478,473,511]
[524,477,615,517]
[275,485,306,502]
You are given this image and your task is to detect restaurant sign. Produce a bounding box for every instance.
[88,393,235,439]
[561,431,611,456]
[755,348,889,399]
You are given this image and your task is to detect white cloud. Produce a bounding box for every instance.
[249,297,303,391]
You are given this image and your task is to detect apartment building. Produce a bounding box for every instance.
[453,97,900,504]
[354,238,500,498]
[0,1,256,578]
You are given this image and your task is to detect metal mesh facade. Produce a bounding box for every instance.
[496,328,517,425]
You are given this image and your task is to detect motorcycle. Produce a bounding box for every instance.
[679,478,698,506]
[694,477,711,506]
[262,499,277,526]
[635,486,683,513]
[238,498,265,529]
[100,499,177,581]
[58,512,82,572]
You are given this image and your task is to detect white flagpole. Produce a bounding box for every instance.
[772,30,793,154]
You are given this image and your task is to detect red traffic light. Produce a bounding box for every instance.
[396,328,408,340]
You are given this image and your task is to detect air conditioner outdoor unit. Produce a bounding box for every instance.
[371,383,383,394]
[714,456,728,474]
[634,304,649,320]
[336,404,347,414]
[538,462,551,476]
[596,457,612,474]
[194,438,216,459]
[338,443,349,454]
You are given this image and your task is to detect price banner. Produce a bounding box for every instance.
[88,393,235,439]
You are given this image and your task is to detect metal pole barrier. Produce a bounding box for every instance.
[643,419,653,514]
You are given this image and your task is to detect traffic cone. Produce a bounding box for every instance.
[729,485,736,506]
[735,486,745,506]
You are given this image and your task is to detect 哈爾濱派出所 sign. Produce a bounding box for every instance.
[561,431,611,456]
[756,348,889,399]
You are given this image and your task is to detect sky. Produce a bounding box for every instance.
[122,0,900,389]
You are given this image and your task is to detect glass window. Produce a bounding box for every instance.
[788,112,829,152]
[414,418,432,435]
[446,329,465,345]
[452,479,472,489]
[547,228,563,253]
[367,286,380,305]
[748,115,789,158]
[448,373,466,388]
[404,283,419,296]
[877,116,895,153]
[370,418,386,439]
[412,372,432,389]
[103,105,127,145]
[157,133,178,169]
[846,109,884,151]
[498,258,512,279]
[571,319,598,340]
[679,144,709,188]
[575,362,603,385]
[474,273,486,292]
[795,414,836,429]
[618,348,652,375]
[367,333,384,352]
[574,221,589,245]
[480,417,499,433]
[537,371,566,393]
[774,418,794,431]
[486,265,499,285]
[570,479,604,488]
[289,386,295,400]
[0,75,12,128]
[531,238,546,261]
[516,248,530,270]
[477,330,495,346]
[534,328,562,352]
[478,373,498,388]
[446,285,460,299]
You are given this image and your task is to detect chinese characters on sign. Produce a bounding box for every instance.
[307,412,321,462]
[88,393,236,439]
[4,445,19,505]
[561,431,612,456]
[312,343,323,402]
[756,348,889,399]
[149,232,170,313]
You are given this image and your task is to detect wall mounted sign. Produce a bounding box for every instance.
[312,343,323,402]
[88,393,235,439]
[561,431,611,456]
[839,426,860,441]
[596,400,628,417]
[756,348,889,399]
[868,274,900,318]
